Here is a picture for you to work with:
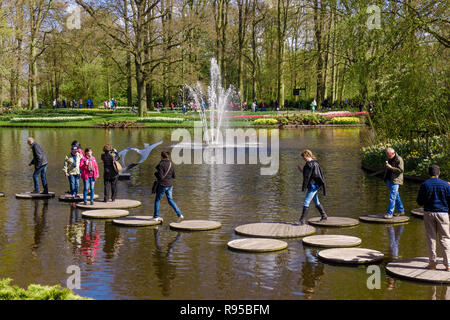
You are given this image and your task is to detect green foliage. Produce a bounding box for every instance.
[0,278,90,300]
[137,117,185,123]
[361,135,449,179]
[328,117,360,124]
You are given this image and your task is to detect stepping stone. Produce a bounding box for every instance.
[234,222,315,239]
[76,199,141,210]
[119,172,131,180]
[318,248,384,265]
[411,208,424,218]
[359,214,409,224]
[169,220,221,231]
[16,192,55,199]
[0,192,4,197]
[58,194,99,202]
[308,217,359,227]
[81,209,129,219]
[113,216,162,227]
[302,235,362,248]
[227,238,288,253]
[386,257,450,284]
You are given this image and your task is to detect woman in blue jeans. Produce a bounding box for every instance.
[297,149,327,225]
[153,151,184,223]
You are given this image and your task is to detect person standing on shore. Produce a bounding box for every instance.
[153,151,183,223]
[27,138,49,194]
[101,144,120,202]
[383,147,405,219]
[297,149,327,225]
[80,148,99,205]
[63,145,83,199]
[417,164,450,271]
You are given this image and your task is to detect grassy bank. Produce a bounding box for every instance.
[0,278,90,300]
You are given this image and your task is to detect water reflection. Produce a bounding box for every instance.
[31,200,48,252]
[301,248,324,299]
[103,222,124,260]
[387,225,404,259]
[431,285,450,300]
[152,228,181,297]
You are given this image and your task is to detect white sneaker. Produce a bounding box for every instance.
[384,214,393,219]
[153,217,163,223]
[176,215,184,223]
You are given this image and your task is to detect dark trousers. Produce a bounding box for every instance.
[33,165,48,193]
[104,176,118,201]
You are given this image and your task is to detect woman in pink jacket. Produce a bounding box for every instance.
[80,148,99,205]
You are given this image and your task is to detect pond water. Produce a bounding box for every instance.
[0,127,448,300]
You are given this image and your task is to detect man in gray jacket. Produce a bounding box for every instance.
[383,147,405,219]
[27,137,49,194]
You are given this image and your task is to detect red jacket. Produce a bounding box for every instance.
[80,156,99,181]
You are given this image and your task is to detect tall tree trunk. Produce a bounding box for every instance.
[124,0,133,107]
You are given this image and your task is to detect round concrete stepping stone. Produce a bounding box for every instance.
[113,216,162,227]
[227,238,288,253]
[411,208,424,218]
[308,217,359,227]
[58,194,99,202]
[318,248,384,265]
[234,222,315,239]
[76,199,141,210]
[0,192,4,197]
[302,235,362,248]
[16,192,55,199]
[386,257,450,284]
[169,220,221,231]
[81,209,129,219]
[359,214,409,224]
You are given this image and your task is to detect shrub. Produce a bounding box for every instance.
[328,117,360,124]
[137,117,184,123]
[10,116,93,122]
[0,278,90,300]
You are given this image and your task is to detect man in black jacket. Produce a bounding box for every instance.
[153,151,183,222]
[27,137,49,194]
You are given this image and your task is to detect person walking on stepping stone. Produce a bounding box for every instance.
[63,145,83,199]
[80,148,99,205]
[101,144,120,202]
[383,147,405,219]
[416,164,450,271]
[27,137,49,194]
[297,149,327,225]
[153,151,184,223]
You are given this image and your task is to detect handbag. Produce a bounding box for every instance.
[152,162,172,194]
[111,152,123,173]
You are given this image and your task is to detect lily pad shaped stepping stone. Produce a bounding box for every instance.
[359,214,409,224]
[113,216,162,227]
[81,209,129,219]
[227,238,288,253]
[77,199,141,210]
[318,248,384,265]
[308,217,359,227]
[302,235,362,248]
[169,220,221,231]
[411,208,424,218]
[235,222,315,239]
[0,192,4,197]
[59,194,99,202]
[16,192,55,199]
[386,257,450,284]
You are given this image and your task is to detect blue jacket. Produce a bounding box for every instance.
[417,178,450,213]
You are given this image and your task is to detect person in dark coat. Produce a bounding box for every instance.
[296,149,327,225]
[153,151,183,222]
[101,144,120,202]
[27,137,49,194]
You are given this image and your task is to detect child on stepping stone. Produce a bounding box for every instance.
[80,148,99,205]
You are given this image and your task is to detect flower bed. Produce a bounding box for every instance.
[137,117,184,123]
[252,118,278,125]
[10,116,93,122]
[361,135,449,179]
[328,117,360,124]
